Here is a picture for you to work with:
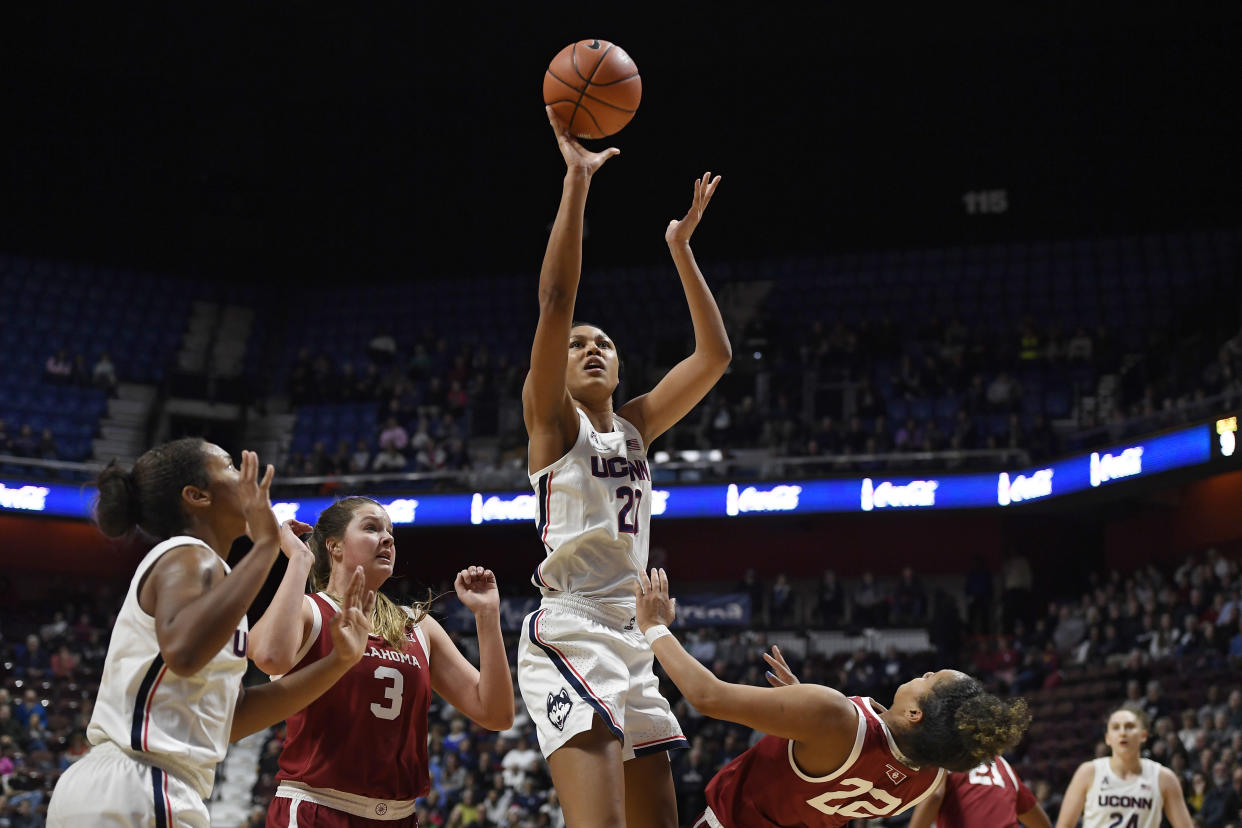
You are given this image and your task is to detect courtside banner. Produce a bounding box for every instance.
[4,423,1211,522]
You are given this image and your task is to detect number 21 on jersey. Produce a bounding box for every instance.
[968,761,1006,787]
[616,486,642,534]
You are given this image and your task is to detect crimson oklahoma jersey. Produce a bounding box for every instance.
[703,695,945,827]
[936,756,1036,828]
[276,593,432,799]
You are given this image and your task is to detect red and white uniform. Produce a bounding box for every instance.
[936,757,1036,828]
[698,696,945,828]
[267,592,432,825]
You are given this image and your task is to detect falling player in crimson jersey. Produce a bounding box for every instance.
[761,648,1054,828]
[634,569,1031,828]
[248,497,514,826]
[906,755,1053,828]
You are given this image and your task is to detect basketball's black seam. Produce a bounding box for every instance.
[547,69,638,114]
[585,71,639,87]
[568,41,615,137]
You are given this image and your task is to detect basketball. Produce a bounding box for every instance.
[543,39,642,140]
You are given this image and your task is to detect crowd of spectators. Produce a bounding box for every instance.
[4,548,1242,826]
[41,349,117,394]
[276,310,1242,490]
[677,315,1242,471]
[282,329,526,481]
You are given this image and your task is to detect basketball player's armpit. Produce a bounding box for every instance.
[148,543,274,677]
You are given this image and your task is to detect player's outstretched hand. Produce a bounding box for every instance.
[278,519,314,563]
[547,105,619,178]
[238,450,279,546]
[665,171,722,247]
[328,565,375,666]
[634,567,677,633]
[454,566,500,615]
[762,645,800,687]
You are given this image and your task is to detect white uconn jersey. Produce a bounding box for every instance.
[87,536,248,798]
[529,409,651,605]
[1084,757,1163,828]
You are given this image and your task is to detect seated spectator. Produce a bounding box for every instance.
[14,689,47,730]
[1017,318,1041,361]
[852,571,887,627]
[891,566,927,624]
[500,735,540,790]
[92,351,118,391]
[349,439,372,473]
[11,425,37,458]
[37,428,58,460]
[1066,326,1093,361]
[71,353,91,386]
[0,707,23,746]
[893,417,921,452]
[372,441,408,471]
[15,636,49,679]
[842,415,867,453]
[305,441,332,475]
[44,348,72,383]
[448,787,482,827]
[768,573,794,626]
[329,440,352,475]
[50,644,79,679]
[368,328,398,364]
[818,569,845,627]
[987,370,1019,412]
[378,416,409,453]
[416,439,448,472]
[446,379,469,416]
[950,409,978,449]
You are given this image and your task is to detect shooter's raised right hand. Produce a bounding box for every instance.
[547,105,619,178]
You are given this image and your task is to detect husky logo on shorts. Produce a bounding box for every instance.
[547,687,574,731]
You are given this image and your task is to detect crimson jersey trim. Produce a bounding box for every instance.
[786,697,867,782]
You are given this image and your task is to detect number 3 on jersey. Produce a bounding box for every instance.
[616,486,642,534]
[370,666,404,720]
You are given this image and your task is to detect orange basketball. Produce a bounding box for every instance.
[543,39,642,140]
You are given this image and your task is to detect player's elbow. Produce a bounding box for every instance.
[247,636,295,676]
[251,652,295,677]
[685,677,728,719]
[480,710,516,732]
[161,646,205,678]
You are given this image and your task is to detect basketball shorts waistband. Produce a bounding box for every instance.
[539,594,636,630]
[275,780,418,820]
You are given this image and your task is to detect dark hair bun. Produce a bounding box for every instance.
[95,461,141,537]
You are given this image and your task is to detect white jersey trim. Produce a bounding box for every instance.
[405,607,430,661]
[527,408,637,481]
[899,767,948,815]
[271,596,323,682]
[999,754,1021,790]
[786,697,866,783]
[859,696,920,769]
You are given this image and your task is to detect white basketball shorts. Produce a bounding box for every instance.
[518,594,687,760]
[47,741,208,828]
